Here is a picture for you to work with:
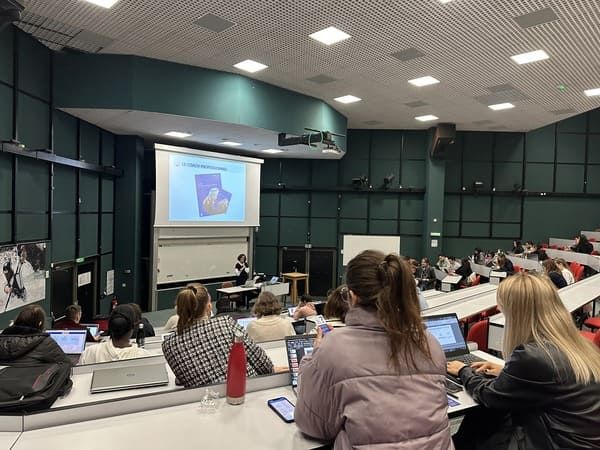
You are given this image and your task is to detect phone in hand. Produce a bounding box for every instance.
[267,397,295,423]
[313,315,331,335]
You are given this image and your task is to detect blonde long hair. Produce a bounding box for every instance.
[498,272,600,384]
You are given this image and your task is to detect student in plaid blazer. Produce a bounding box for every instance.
[162,285,274,388]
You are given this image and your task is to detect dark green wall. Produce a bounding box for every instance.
[0,27,116,328]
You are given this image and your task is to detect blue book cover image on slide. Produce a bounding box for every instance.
[195,173,232,217]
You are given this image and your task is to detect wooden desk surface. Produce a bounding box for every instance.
[282,272,309,279]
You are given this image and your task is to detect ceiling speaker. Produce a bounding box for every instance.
[429,123,456,159]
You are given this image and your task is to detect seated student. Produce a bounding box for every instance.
[292,295,317,320]
[163,282,211,333]
[323,285,350,327]
[162,286,274,388]
[416,257,436,291]
[455,258,473,283]
[542,259,567,289]
[163,301,178,333]
[571,234,594,254]
[448,273,600,449]
[436,254,451,271]
[246,291,295,343]
[472,248,485,265]
[512,240,524,255]
[448,256,462,272]
[53,304,98,342]
[537,248,549,262]
[554,258,575,285]
[128,303,156,337]
[0,305,72,365]
[79,305,151,364]
[494,254,514,275]
[295,251,452,448]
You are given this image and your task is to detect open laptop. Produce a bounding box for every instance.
[270,276,279,283]
[423,313,485,366]
[47,329,87,364]
[287,306,297,317]
[90,363,169,394]
[81,323,99,337]
[285,335,315,396]
[236,317,256,330]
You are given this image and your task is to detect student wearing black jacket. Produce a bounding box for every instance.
[448,273,600,449]
[495,254,514,275]
[542,259,567,289]
[571,234,594,254]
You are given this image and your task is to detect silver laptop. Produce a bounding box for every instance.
[90,363,169,394]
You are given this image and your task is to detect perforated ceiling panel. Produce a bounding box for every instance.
[17,0,600,131]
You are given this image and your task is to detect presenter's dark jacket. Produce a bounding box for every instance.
[459,342,600,449]
[235,261,249,286]
[162,316,273,388]
[0,325,72,366]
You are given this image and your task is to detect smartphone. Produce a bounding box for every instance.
[267,397,295,423]
[313,315,331,335]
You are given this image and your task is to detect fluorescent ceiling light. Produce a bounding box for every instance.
[488,102,515,111]
[408,76,440,87]
[334,95,361,104]
[510,49,549,64]
[262,149,283,154]
[439,0,454,3]
[221,141,242,146]
[82,0,120,8]
[584,88,600,97]
[415,115,439,122]
[233,59,268,73]
[309,27,351,45]
[164,131,191,138]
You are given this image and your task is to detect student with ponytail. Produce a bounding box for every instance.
[162,285,274,388]
[295,250,452,449]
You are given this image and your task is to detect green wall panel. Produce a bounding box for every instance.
[590,110,600,133]
[101,213,114,253]
[311,193,338,218]
[0,213,10,242]
[526,125,554,163]
[53,165,77,212]
[369,219,397,235]
[494,162,522,190]
[281,160,310,186]
[492,197,521,221]
[311,160,339,188]
[53,110,78,159]
[51,213,76,263]
[371,131,401,159]
[80,121,100,164]
[261,159,280,186]
[445,160,462,191]
[463,161,492,187]
[0,153,12,210]
[524,163,553,192]
[339,157,369,188]
[340,193,368,219]
[310,218,337,247]
[557,114,586,133]
[463,132,493,162]
[401,160,425,188]
[254,246,278,276]
[17,93,50,149]
[462,222,489,237]
[403,132,427,160]
[400,196,423,220]
[280,192,309,217]
[557,134,585,164]
[255,217,278,246]
[101,131,115,166]
[495,133,523,162]
[346,130,370,159]
[369,194,398,219]
[589,135,600,163]
[492,223,520,238]
[371,159,400,187]
[400,236,422,259]
[260,192,279,216]
[279,217,308,246]
[399,220,422,235]
[0,85,12,141]
[0,27,13,84]
[555,165,584,193]
[443,221,460,237]
[444,238,513,258]
[16,214,47,241]
[101,178,114,212]
[17,33,50,101]
[79,214,98,257]
[79,172,99,213]
[462,196,491,221]
[587,165,600,193]
[444,195,460,221]
[339,219,367,234]
[16,158,48,212]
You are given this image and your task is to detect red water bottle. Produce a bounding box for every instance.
[226,332,247,405]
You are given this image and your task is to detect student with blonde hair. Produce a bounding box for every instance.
[448,272,600,449]
[246,291,295,343]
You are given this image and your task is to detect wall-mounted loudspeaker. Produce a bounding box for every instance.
[429,123,456,159]
[0,0,24,31]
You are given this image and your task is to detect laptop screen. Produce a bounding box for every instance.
[236,317,256,330]
[83,324,99,336]
[287,307,297,317]
[47,329,87,354]
[422,314,468,358]
[270,276,279,283]
[285,336,315,387]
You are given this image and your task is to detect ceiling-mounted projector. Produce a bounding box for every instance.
[278,128,344,154]
[0,0,24,31]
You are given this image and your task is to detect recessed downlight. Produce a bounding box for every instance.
[233,59,268,73]
[164,131,192,138]
[262,149,283,154]
[415,115,439,122]
[334,95,361,104]
[221,141,242,146]
[82,0,119,8]
[488,102,515,111]
[309,26,351,45]
[510,50,549,65]
[408,76,440,87]
[584,88,600,97]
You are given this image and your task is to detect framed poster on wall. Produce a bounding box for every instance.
[0,242,47,313]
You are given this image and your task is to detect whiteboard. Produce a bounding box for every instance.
[342,235,401,266]
[157,237,248,284]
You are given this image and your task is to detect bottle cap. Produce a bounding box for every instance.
[233,331,244,343]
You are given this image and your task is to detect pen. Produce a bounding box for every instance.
[447,391,459,399]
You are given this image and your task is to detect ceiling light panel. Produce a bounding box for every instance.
[334,95,361,104]
[584,88,600,97]
[262,149,283,154]
[415,115,439,122]
[221,141,242,146]
[309,26,351,45]
[81,0,120,8]
[488,102,515,110]
[408,76,440,87]
[510,50,550,64]
[233,59,268,73]
[164,131,191,138]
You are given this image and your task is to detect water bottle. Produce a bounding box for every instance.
[135,323,145,348]
[226,332,247,405]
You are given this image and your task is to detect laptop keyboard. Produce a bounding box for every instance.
[451,353,485,365]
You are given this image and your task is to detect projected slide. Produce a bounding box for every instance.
[169,153,246,222]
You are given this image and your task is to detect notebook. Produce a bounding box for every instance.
[423,313,484,366]
[90,363,169,394]
[285,335,315,395]
[47,329,87,363]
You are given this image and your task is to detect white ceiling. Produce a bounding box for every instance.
[16,0,600,132]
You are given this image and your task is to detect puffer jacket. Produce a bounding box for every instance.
[0,325,72,366]
[295,306,453,449]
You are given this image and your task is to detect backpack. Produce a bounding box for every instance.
[0,362,72,412]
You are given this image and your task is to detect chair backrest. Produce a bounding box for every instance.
[513,265,521,273]
[467,320,489,352]
[541,243,549,249]
[574,265,585,282]
[569,261,580,275]
[550,245,558,249]
[471,275,481,286]
[222,281,234,289]
[594,331,600,349]
[592,250,599,256]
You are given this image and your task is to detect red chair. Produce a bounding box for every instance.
[572,264,585,282]
[569,261,580,275]
[581,330,600,349]
[467,320,489,352]
[592,250,599,256]
[584,316,600,332]
[589,238,597,243]
[541,243,549,249]
[471,275,481,286]
[513,265,522,273]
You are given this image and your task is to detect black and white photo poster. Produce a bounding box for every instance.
[1,242,47,312]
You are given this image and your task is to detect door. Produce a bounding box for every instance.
[308,249,336,297]
[76,259,97,322]
[51,263,75,320]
